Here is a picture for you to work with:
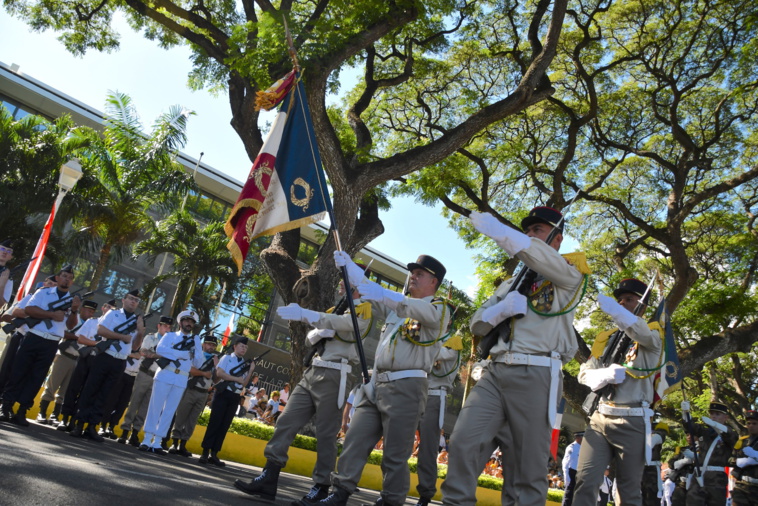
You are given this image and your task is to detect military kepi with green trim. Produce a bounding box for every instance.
[407,255,446,285]
[521,206,564,232]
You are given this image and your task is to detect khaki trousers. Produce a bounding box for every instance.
[41,353,77,403]
[120,370,153,431]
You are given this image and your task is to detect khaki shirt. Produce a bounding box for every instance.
[429,346,460,390]
[314,306,372,364]
[471,238,583,363]
[579,317,662,406]
[371,295,451,373]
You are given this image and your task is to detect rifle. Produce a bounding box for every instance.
[94,312,152,355]
[681,398,707,498]
[2,288,93,333]
[305,260,374,367]
[187,352,220,388]
[581,273,656,417]
[476,195,580,360]
[0,256,37,280]
[155,333,199,369]
[215,350,270,393]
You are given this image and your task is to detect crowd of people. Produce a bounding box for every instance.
[1,201,757,506]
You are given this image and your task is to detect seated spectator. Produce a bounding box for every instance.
[437,449,449,465]
[261,391,280,424]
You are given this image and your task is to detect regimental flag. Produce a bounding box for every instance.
[652,298,682,406]
[551,397,566,460]
[222,312,235,348]
[225,71,330,274]
[17,200,57,300]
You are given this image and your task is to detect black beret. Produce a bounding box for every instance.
[234,335,249,346]
[127,288,140,298]
[159,316,173,325]
[104,299,116,307]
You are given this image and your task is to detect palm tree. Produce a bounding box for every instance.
[62,91,195,291]
[133,209,237,317]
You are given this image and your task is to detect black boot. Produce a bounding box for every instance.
[168,438,180,454]
[317,487,351,506]
[56,415,72,431]
[10,407,29,427]
[413,498,431,506]
[49,402,62,425]
[36,400,50,424]
[83,424,105,442]
[117,430,130,444]
[160,437,169,451]
[69,420,85,437]
[0,404,13,422]
[234,462,282,499]
[128,431,141,447]
[198,448,210,465]
[292,483,331,506]
[177,440,192,458]
[208,451,225,467]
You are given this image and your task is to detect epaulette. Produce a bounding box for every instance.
[562,252,592,275]
[444,332,463,351]
[591,328,615,359]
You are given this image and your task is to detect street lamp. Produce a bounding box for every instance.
[16,158,85,299]
[58,159,83,193]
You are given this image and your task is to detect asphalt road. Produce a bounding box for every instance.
[0,419,425,506]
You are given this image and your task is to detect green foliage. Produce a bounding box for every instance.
[60,91,195,290]
[0,106,89,260]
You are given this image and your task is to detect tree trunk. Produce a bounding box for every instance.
[89,242,112,292]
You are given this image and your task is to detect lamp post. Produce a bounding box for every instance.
[16,159,84,299]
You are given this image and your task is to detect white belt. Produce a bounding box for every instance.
[741,476,758,484]
[313,358,352,409]
[493,352,562,427]
[375,369,427,383]
[428,388,447,428]
[30,329,61,341]
[105,349,130,361]
[598,404,650,417]
[163,365,189,377]
[704,466,726,472]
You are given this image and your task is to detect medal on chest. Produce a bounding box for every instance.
[625,342,639,363]
[399,318,421,341]
[529,280,554,313]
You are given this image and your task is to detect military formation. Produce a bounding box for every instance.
[1,202,757,506]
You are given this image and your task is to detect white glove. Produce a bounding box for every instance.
[306,328,335,345]
[598,294,638,330]
[743,446,758,459]
[674,458,693,470]
[357,281,405,310]
[333,251,366,286]
[736,457,758,468]
[682,449,694,459]
[277,303,319,325]
[580,364,627,391]
[469,211,531,256]
[481,292,528,326]
[701,416,729,434]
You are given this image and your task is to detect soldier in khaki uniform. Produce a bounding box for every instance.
[642,422,670,506]
[573,278,663,506]
[413,335,462,506]
[317,252,451,506]
[679,401,738,506]
[731,409,758,506]
[443,207,588,506]
[235,282,371,505]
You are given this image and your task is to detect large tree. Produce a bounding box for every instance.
[5,0,572,383]
[391,0,758,415]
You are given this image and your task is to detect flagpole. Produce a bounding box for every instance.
[283,21,370,384]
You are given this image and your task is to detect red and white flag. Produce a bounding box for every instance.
[550,397,567,460]
[222,312,236,347]
[17,200,57,300]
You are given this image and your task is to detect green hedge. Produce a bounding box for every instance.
[198,409,565,497]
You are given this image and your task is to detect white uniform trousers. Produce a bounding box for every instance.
[142,380,186,447]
